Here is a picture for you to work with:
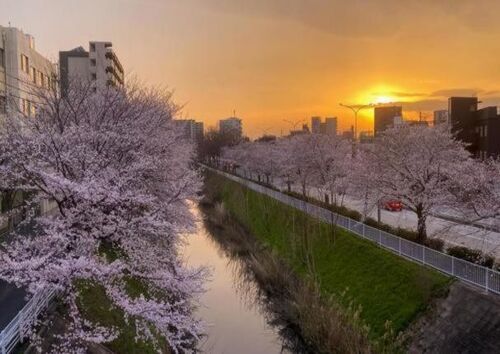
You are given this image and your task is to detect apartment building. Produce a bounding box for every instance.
[374,106,402,136]
[448,97,500,159]
[174,119,204,143]
[219,117,243,138]
[59,41,124,96]
[311,116,338,136]
[0,25,55,118]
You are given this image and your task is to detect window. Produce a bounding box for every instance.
[0,95,6,114]
[484,125,488,137]
[21,98,27,115]
[20,54,29,74]
[21,99,35,117]
[31,67,37,84]
[91,73,97,80]
[40,73,46,88]
[90,43,96,52]
[90,59,96,66]
[0,48,4,68]
[29,101,36,117]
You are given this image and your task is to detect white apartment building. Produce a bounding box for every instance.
[59,41,124,96]
[0,25,56,118]
[174,119,204,143]
[219,117,242,138]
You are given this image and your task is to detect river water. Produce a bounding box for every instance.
[182,207,300,354]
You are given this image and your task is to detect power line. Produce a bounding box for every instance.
[4,71,54,91]
[0,78,48,99]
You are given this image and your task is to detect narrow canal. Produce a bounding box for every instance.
[183,206,306,354]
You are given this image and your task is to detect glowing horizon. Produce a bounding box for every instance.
[3,0,500,138]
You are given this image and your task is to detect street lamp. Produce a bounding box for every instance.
[339,103,377,140]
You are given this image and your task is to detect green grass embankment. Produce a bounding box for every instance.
[206,171,452,340]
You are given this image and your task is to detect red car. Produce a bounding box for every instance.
[381,199,403,212]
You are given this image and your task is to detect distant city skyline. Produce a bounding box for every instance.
[4,1,500,137]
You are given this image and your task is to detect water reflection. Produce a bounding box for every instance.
[182,206,310,354]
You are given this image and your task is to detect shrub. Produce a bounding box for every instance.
[364,218,419,243]
[424,238,445,252]
[446,246,495,268]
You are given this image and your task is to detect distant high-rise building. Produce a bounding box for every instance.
[0,26,56,118]
[219,117,242,138]
[374,106,402,136]
[324,117,338,136]
[477,107,500,159]
[448,97,479,154]
[311,116,321,134]
[59,41,124,96]
[311,116,337,136]
[174,119,204,143]
[433,110,449,126]
[448,97,500,159]
[193,121,204,142]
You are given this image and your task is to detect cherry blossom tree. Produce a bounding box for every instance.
[350,145,383,221]
[0,82,206,352]
[365,124,472,243]
[305,134,352,205]
[275,134,320,197]
[456,158,500,231]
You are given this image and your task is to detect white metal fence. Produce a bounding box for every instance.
[0,288,56,354]
[208,166,500,295]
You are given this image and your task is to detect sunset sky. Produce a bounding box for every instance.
[3,0,500,137]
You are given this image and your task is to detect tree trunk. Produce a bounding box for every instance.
[287,181,291,192]
[302,183,306,197]
[416,204,427,243]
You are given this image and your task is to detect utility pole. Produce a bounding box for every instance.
[282,118,306,134]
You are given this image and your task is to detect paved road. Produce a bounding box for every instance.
[255,172,500,259]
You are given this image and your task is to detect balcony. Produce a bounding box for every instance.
[105,49,124,74]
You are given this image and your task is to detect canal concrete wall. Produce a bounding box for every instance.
[409,282,500,353]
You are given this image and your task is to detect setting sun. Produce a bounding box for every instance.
[373,95,395,104]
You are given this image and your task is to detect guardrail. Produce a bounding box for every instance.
[0,288,56,354]
[206,165,500,295]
